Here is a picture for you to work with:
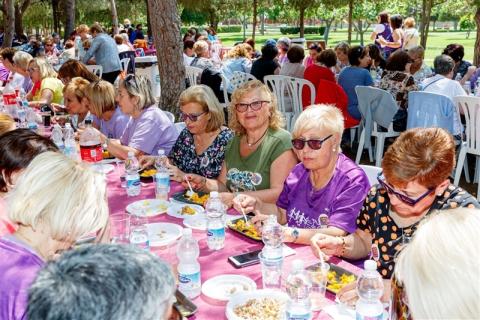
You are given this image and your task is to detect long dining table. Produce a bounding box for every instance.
[105,164,360,319]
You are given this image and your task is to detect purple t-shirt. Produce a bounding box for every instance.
[93,107,130,139]
[120,105,178,155]
[0,237,44,320]
[277,153,370,233]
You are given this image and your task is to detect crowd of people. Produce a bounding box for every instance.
[0,13,479,320]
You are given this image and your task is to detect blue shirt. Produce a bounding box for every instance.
[82,33,121,73]
[338,66,373,120]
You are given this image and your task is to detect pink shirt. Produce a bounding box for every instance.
[0,197,16,237]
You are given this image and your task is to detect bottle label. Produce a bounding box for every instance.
[356,314,383,320]
[127,177,140,188]
[3,92,16,106]
[286,311,312,320]
[155,173,170,188]
[80,145,102,162]
[178,271,201,291]
[207,227,225,238]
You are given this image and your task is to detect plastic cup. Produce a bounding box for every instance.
[259,251,283,290]
[110,214,130,244]
[308,263,330,311]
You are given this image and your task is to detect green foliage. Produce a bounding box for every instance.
[280,26,326,35]
[459,14,475,30]
[181,8,209,25]
[180,25,242,34]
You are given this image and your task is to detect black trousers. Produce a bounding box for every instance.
[102,70,121,84]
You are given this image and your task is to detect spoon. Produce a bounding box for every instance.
[239,206,249,224]
[184,176,195,199]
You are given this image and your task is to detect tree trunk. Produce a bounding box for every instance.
[260,11,265,35]
[347,0,353,44]
[324,18,334,44]
[419,0,433,48]
[299,7,305,38]
[3,0,15,47]
[474,6,480,66]
[252,0,258,41]
[146,0,184,114]
[52,0,60,34]
[145,0,152,38]
[13,0,31,37]
[63,0,75,41]
[110,0,119,35]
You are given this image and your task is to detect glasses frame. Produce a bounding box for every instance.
[235,100,270,113]
[377,173,434,206]
[291,134,333,150]
[180,111,207,122]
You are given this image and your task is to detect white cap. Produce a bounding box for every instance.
[210,191,219,198]
[291,259,304,271]
[182,228,192,236]
[364,260,377,271]
[127,151,134,157]
[158,149,165,156]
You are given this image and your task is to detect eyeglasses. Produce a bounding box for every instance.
[235,100,270,113]
[377,173,434,206]
[181,111,207,122]
[292,134,333,150]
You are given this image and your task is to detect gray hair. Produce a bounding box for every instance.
[433,54,455,76]
[13,50,33,71]
[120,74,156,110]
[277,37,291,50]
[27,244,176,320]
[334,41,350,54]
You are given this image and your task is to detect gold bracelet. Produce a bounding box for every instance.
[338,236,346,257]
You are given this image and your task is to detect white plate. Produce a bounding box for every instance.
[126,199,170,217]
[91,163,114,174]
[99,158,119,165]
[167,203,204,219]
[202,275,256,302]
[226,289,288,320]
[146,222,183,247]
[183,215,207,231]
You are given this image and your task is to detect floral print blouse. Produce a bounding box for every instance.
[379,70,418,110]
[169,127,233,179]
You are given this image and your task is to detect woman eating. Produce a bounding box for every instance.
[186,80,297,206]
[95,74,178,160]
[234,105,370,245]
[0,151,109,319]
[63,77,92,129]
[311,128,479,305]
[26,57,64,107]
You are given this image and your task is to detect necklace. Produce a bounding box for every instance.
[246,128,268,148]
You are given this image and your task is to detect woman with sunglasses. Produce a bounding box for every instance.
[185,80,297,207]
[140,85,233,181]
[233,105,370,245]
[26,57,64,107]
[311,128,479,306]
[94,74,178,160]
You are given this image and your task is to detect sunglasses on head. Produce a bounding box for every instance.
[291,134,333,150]
[235,100,269,113]
[180,111,206,122]
[377,173,434,206]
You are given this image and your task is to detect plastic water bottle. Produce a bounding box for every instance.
[26,108,38,131]
[262,215,283,259]
[374,69,382,87]
[205,191,226,250]
[2,83,17,118]
[51,124,65,152]
[355,260,384,320]
[285,259,312,320]
[464,81,472,95]
[177,228,201,299]
[79,119,102,163]
[455,73,462,82]
[129,216,149,250]
[63,123,78,159]
[17,104,26,128]
[154,149,170,200]
[125,151,141,197]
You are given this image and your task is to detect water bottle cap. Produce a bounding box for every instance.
[210,191,219,198]
[364,259,377,271]
[291,259,304,271]
[182,228,192,236]
[158,149,165,155]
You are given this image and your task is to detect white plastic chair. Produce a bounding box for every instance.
[120,57,130,74]
[185,66,203,87]
[359,164,382,187]
[222,71,256,108]
[453,96,480,200]
[264,75,315,131]
[86,65,103,78]
[164,111,175,123]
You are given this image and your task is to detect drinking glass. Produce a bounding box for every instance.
[110,214,130,244]
[308,263,330,311]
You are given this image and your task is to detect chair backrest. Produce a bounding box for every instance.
[120,57,130,74]
[185,66,203,87]
[407,91,462,136]
[453,96,480,152]
[355,86,399,129]
[200,68,224,103]
[164,111,175,123]
[86,65,103,78]
[359,165,382,187]
[289,77,315,128]
[119,51,135,74]
[223,71,257,107]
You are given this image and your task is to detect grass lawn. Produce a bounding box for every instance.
[218,28,475,66]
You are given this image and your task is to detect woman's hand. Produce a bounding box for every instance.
[250,212,270,234]
[310,233,343,258]
[165,162,185,182]
[232,194,258,214]
[183,173,206,191]
[139,155,155,169]
[337,281,358,308]
[219,192,234,208]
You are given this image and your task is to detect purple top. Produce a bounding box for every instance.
[93,107,130,139]
[277,153,370,233]
[0,236,44,320]
[0,63,9,82]
[120,105,178,155]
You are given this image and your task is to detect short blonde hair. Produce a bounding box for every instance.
[7,151,109,241]
[226,44,250,59]
[63,77,90,102]
[404,17,416,28]
[0,113,15,135]
[76,24,89,34]
[120,74,156,110]
[395,208,480,319]
[87,80,116,116]
[229,80,284,135]
[179,85,224,132]
[29,57,57,79]
[13,51,33,71]
[292,105,344,141]
[193,40,209,56]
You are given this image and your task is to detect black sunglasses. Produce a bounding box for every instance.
[235,100,270,113]
[292,134,333,150]
[181,111,207,122]
[377,173,434,206]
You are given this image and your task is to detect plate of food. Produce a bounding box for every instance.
[307,263,357,294]
[172,191,210,206]
[139,168,157,181]
[227,217,262,241]
[226,289,288,320]
[167,203,204,219]
[183,215,207,231]
[146,222,183,247]
[126,199,170,217]
[202,275,257,303]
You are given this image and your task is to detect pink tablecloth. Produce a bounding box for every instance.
[106,168,360,319]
